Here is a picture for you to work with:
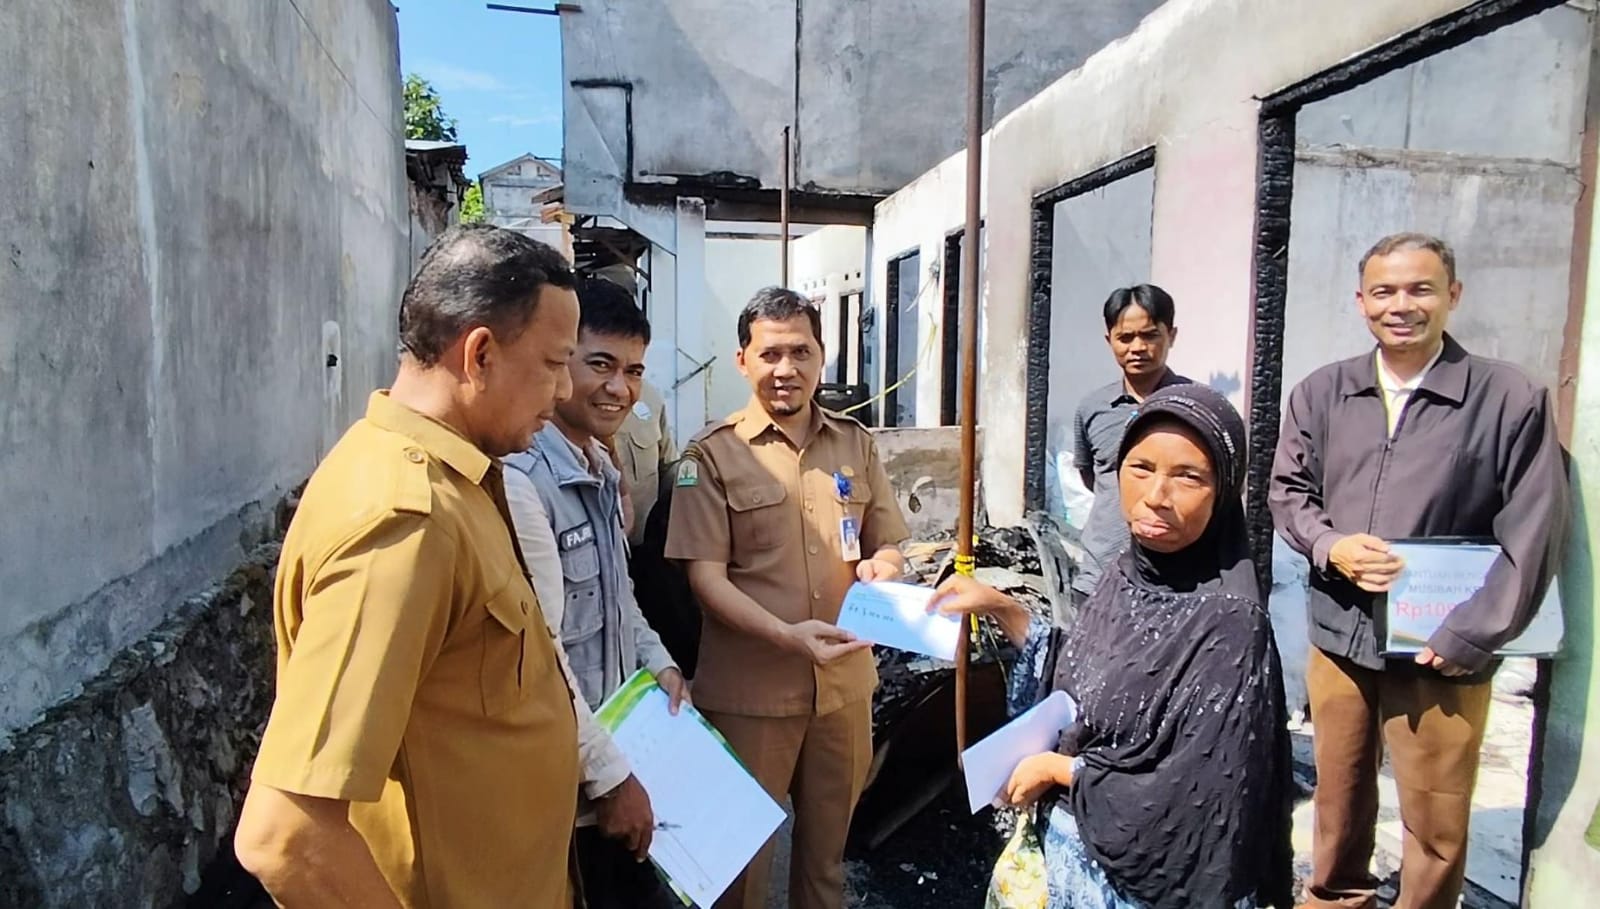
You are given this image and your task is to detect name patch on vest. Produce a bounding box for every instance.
[559,523,596,552]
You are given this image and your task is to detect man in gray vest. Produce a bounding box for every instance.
[504,275,686,909]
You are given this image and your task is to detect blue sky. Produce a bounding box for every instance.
[397,1,565,180]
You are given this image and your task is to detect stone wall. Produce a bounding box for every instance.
[0,536,281,907]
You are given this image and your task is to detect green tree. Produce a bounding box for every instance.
[459,182,486,224]
[404,73,458,142]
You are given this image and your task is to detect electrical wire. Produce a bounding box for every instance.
[839,275,947,417]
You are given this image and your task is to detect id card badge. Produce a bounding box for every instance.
[840,515,862,562]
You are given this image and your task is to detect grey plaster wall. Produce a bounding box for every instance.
[1283,2,1590,396]
[560,0,1168,214]
[1042,170,1156,526]
[1282,156,1581,396]
[1297,4,1590,163]
[0,0,408,741]
[871,427,981,541]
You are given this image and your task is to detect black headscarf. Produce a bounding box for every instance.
[1053,384,1294,908]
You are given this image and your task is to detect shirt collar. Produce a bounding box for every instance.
[365,391,493,485]
[534,422,614,487]
[1341,333,1468,404]
[733,397,834,444]
[1109,368,1184,405]
[1376,344,1444,395]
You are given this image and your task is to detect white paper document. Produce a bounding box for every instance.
[1382,539,1564,658]
[961,690,1080,814]
[834,581,963,661]
[597,671,787,908]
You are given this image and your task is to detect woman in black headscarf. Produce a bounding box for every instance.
[934,384,1293,908]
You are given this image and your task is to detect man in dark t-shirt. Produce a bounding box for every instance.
[1071,284,1190,607]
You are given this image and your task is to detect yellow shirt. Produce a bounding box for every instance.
[665,400,911,717]
[251,391,578,908]
[1376,346,1444,437]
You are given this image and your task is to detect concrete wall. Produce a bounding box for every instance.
[869,140,991,429]
[870,427,978,541]
[0,543,280,907]
[0,0,408,741]
[1042,169,1158,525]
[559,0,1166,214]
[702,234,786,424]
[795,225,868,387]
[872,0,1543,526]
[1283,154,1579,393]
[1281,4,1589,397]
[482,155,562,221]
[1528,172,1600,898]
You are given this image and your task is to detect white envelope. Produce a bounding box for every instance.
[834,581,963,661]
[961,690,1079,813]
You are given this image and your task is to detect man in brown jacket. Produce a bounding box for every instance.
[1270,232,1568,909]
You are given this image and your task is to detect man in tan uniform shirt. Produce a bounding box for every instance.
[615,377,677,546]
[234,225,583,908]
[668,287,911,909]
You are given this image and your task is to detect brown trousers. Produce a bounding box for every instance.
[1304,648,1492,909]
[702,699,872,909]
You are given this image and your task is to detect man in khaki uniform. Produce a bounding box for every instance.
[668,287,911,909]
[234,225,583,908]
[614,377,677,546]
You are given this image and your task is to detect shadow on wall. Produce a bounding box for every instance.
[1207,371,1242,400]
[1530,454,1593,856]
[1269,535,1312,719]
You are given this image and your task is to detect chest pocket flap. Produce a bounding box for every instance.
[726,482,788,550]
[847,480,873,504]
[627,416,662,449]
[481,587,532,716]
[727,482,788,512]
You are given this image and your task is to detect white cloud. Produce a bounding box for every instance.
[489,112,561,127]
[416,61,509,93]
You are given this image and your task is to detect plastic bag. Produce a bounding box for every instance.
[985,809,1049,909]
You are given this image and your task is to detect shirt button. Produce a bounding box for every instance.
[808,545,818,555]
[404,449,424,463]
[812,590,821,600]
[753,492,764,504]
[805,501,814,512]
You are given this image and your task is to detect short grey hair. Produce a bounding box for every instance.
[1358,232,1457,285]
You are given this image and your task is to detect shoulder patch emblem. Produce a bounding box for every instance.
[676,458,700,487]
